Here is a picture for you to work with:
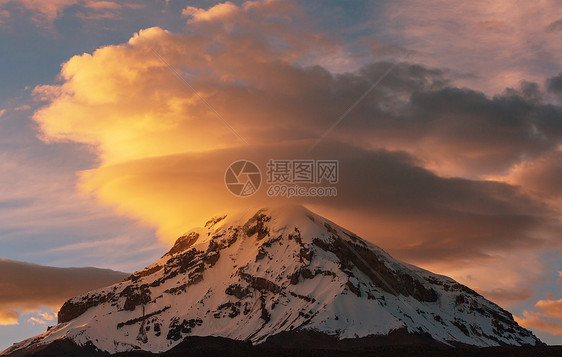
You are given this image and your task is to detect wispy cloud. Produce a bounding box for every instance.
[0,0,78,24]
[26,312,55,326]
[0,0,148,25]
[380,0,562,94]
[83,0,120,10]
[546,19,562,32]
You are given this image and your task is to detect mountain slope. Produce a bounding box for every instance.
[1,205,541,355]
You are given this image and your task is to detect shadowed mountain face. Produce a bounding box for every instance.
[1,206,542,355]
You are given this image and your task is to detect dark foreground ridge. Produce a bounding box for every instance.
[4,335,561,357]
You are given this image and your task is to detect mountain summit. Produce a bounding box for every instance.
[2,205,541,355]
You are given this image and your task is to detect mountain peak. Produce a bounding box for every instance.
[165,205,331,257]
[2,206,541,355]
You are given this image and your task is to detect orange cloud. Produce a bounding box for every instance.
[77,150,250,239]
[37,312,55,321]
[27,312,57,325]
[0,311,18,326]
[487,150,562,213]
[32,28,246,164]
[183,1,239,23]
[536,298,562,320]
[516,313,562,336]
[515,297,562,336]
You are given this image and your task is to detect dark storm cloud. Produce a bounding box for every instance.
[221,60,562,177]
[0,259,127,324]
[547,73,562,94]
[400,85,562,171]
[546,19,562,32]
[308,144,558,263]
[321,67,562,176]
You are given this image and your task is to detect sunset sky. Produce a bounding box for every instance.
[0,0,561,349]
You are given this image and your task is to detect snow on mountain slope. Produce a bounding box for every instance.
[1,205,541,355]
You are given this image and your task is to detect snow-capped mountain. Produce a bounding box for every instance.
[1,205,541,355]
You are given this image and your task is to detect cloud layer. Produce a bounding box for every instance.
[0,259,127,325]
[31,0,562,249]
